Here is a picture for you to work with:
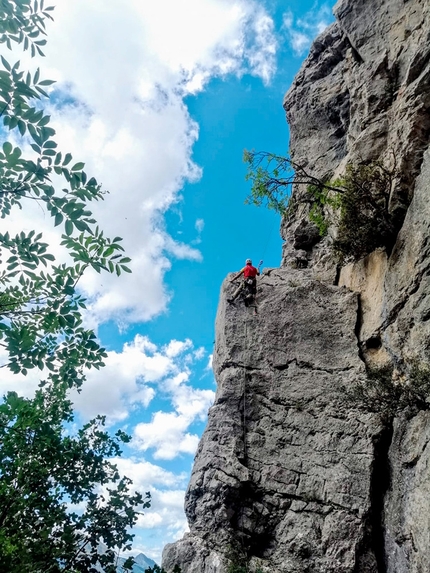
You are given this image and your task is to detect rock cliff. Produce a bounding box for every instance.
[163,0,430,571]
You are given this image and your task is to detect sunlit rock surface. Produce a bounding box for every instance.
[163,0,430,571]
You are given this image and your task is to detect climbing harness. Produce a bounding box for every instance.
[230,260,263,312]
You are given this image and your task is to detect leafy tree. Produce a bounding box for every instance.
[243,150,341,216]
[342,360,430,420]
[0,1,131,385]
[244,150,397,261]
[332,162,396,261]
[0,385,150,572]
[0,1,147,570]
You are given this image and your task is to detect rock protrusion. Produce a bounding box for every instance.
[164,270,384,572]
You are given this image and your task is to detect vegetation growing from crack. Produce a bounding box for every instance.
[244,150,398,262]
[226,545,264,573]
[332,162,397,262]
[344,360,430,419]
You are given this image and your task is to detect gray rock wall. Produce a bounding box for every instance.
[163,0,430,571]
[164,270,385,572]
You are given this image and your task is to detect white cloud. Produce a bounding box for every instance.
[194,347,206,360]
[132,390,214,459]
[136,489,187,535]
[164,339,193,358]
[133,411,200,460]
[71,335,192,422]
[132,361,215,459]
[0,330,214,456]
[1,0,277,330]
[195,219,205,234]
[93,456,189,564]
[282,5,332,56]
[246,12,277,84]
[112,457,187,490]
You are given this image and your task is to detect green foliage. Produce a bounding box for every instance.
[0,0,54,56]
[0,384,150,572]
[243,150,294,215]
[344,361,430,418]
[244,150,398,262]
[306,183,342,237]
[0,1,147,570]
[243,150,342,220]
[333,162,395,262]
[0,0,131,386]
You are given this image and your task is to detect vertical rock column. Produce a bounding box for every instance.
[163,268,385,573]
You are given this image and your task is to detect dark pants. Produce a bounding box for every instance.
[231,278,256,300]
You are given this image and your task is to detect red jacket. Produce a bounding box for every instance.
[243,264,258,278]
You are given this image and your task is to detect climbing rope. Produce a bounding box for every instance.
[238,318,249,573]
[242,320,248,462]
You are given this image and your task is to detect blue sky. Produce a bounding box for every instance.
[0,0,335,563]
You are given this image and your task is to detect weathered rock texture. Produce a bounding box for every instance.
[163,0,430,571]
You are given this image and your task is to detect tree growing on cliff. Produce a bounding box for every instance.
[244,150,397,261]
[343,360,430,419]
[243,150,342,217]
[0,1,147,570]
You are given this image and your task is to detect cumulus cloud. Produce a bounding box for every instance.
[112,457,188,490]
[132,377,214,459]
[2,0,278,330]
[133,411,200,460]
[126,339,215,459]
[94,456,189,563]
[70,334,214,425]
[282,4,332,56]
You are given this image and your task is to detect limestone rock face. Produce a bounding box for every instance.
[281,0,430,280]
[164,270,384,572]
[163,0,430,571]
[384,411,430,573]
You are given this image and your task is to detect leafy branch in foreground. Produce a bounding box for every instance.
[0,1,147,571]
[0,1,131,385]
[0,384,150,573]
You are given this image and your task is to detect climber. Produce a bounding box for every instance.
[227,259,261,305]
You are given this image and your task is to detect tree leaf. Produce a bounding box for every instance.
[65,220,73,236]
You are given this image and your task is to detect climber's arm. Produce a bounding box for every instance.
[230,268,245,283]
